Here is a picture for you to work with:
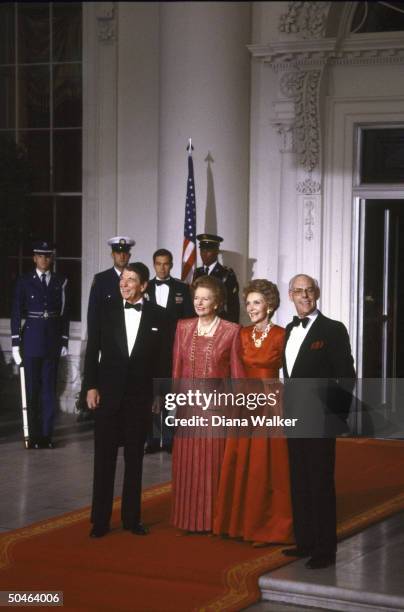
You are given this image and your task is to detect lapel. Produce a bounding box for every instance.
[211,262,222,277]
[112,301,129,357]
[130,301,152,359]
[166,279,176,311]
[148,279,157,304]
[290,312,323,376]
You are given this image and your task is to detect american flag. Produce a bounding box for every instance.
[181,147,196,283]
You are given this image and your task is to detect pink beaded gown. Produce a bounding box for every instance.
[171,317,245,532]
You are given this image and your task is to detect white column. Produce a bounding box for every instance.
[158,2,251,283]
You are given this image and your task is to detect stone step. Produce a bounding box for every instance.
[259,575,404,612]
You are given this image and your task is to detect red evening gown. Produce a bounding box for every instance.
[213,324,294,543]
[171,318,245,532]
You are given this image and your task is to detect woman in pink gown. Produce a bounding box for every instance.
[171,275,245,533]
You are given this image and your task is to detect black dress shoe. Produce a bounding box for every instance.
[40,437,55,449]
[89,526,110,538]
[27,439,40,449]
[144,445,159,455]
[123,522,149,535]
[282,547,311,558]
[305,554,336,569]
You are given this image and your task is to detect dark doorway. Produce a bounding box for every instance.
[359,199,404,435]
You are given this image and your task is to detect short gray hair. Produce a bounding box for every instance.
[288,274,319,292]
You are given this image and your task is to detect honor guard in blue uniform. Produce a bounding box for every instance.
[193,233,240,323]
[11,241,69,449]
[145,248,194,454]
[87,236,135,327]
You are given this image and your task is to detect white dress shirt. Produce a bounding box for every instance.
[285,310,319,376]
[123,299,143,355]
[36,269,51,285]
[204,262,217,275]
[113,267,122,277]
[155,277,170,308]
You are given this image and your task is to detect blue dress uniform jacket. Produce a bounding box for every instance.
[11,270,69,443]
[193,262,240,323]
[11,271,69,356]
[87,267,121,327]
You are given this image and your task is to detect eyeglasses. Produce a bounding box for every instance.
[291,287,317,296]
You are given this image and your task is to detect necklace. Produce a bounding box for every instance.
[197,316,219,337]
[251,321,272,348]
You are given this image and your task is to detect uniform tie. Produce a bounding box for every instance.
[204,266,209,275]
[41,273,47,286]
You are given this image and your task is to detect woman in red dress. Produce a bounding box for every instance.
[171,275,245,533]
[214,279,294,545]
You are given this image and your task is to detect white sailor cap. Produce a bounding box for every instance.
[107,236,135,252]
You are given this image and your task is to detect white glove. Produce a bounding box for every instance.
[60,346,68,357]
[12,347,22,366]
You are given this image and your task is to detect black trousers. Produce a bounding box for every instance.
[287,437,337,557]
[91,397,149,529]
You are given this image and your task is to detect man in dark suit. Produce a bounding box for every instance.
[193,233,239,323]
[83,262,170,538]
[282,274,355,569]
[11,241,69,449]
[87,235,135,328]
[145,248,194,453]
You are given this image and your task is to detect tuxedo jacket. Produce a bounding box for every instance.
[193,262,240,323]
[147,277,194,322]
[283,312,356,434]
[83,299,171,412]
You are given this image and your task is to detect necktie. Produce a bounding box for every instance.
[292,316,309,328]
[155,279,169,286]
[204,266,209,275]
[41,273,47,286]
[125,302,142,311]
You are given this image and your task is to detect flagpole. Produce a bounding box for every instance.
[181,139,197,283]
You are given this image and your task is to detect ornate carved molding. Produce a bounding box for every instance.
[304,199,315,241]
[274,123,294,153]
[96,2,117,43]
[279,1,331,39]
[297,176,321,195]
[248,34,404,70]
[279,70,321,172]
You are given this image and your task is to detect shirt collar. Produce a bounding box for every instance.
[114,267,122,277]
[123,298,144,307]
[36,269,50,279]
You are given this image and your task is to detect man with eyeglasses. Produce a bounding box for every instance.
[282,274,355,569]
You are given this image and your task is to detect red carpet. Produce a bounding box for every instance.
[1,439,404,611]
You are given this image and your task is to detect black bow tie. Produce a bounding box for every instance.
[125,302,142,311]
[155,279,170,286]
[292,316,310,329]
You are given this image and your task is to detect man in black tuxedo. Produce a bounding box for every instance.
[83,262,170,538]
[282,274,355,569]
[145,248,194,453]
[147,248,194,322]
